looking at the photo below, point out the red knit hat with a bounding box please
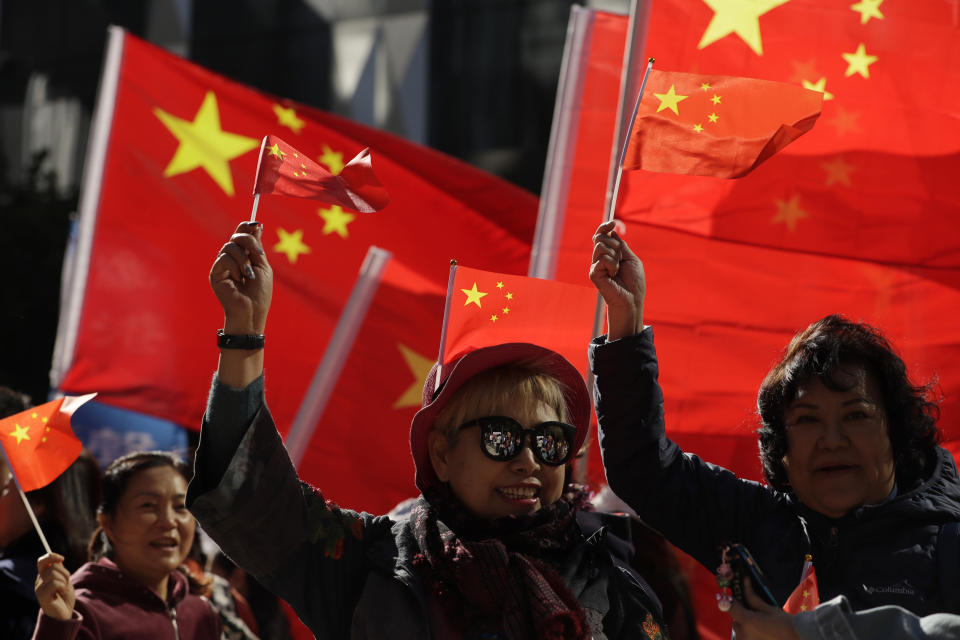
[409,343,591,492]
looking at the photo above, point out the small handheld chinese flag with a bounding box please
[624,69,823,179]
[783,556,820,614]
[439,265,598,379]
[252,135,390,212]
[0,394,94,492]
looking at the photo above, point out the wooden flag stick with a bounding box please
[605,57,655,223]
[0,443,52,554]
[434,260,459,394]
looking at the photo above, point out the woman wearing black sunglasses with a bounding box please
[187,221,670,640]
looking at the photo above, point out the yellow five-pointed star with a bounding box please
[318,205,355,238]
[502,306,511,314]
[708,112,720,123]
[274,228,311,263]
[505,292,513,300]
[273,104,305,133]
[393,344,435,409]
[9,423,30,445]
[496,281,504,289]
[772,194,809,231]
[154,91,259,196]
[711,94,722,105]
[268,143,286,160]
[821,155,854,187]
[802,77,834,100]
[654,85,689,115]
[698,0,791,56]
[701,82,712,91]
[461,282,488,308]
[319,145,345,175]
[490,315,499,323]
[842,43,878,79]
[693,123,704,132]
[850,0,883,24]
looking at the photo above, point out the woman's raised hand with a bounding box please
[589,220,645,341]
[210,221,273,388]
[35,553,75,621]
[209,221,273,336]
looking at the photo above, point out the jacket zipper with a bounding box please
[169,604,180,640]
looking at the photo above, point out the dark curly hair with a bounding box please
[757,314,940,493]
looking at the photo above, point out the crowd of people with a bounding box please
[1,219,958,639]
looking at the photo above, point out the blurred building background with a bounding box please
[0,0,628,407]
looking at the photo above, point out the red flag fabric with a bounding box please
[297,257,445,513]
[0,395,93,492]
[783,558,820,615]
[544,4,960,639]
[54,28,537,441]
[624,69,822,178]
[252,135,389,212]
[441,265,598,380]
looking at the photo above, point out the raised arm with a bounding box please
[209,220,273,388]
[588,219,645,341]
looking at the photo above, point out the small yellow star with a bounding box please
[273,104,305,133]
[505,292,513,300]
[9,424,30,445]
[268,143,285,160]
[490,315,499,323]
[41,416,47,423]
[802,77,834,101]
[318,205,355,238]
[708,112,719,123]
[653,85,689,115]
[850,0,883,24]
[701,82,712,91]
[300,163,306,170]
[461,282,488,308]
[842,43,878,79]
[821,155,854,187]
[319,144,345,175]
[802,590,810,598]
[273,228,311,264]
[496,281,504,289]
[502,307,511,314]
[800,604,808,611]
[829,107,861,136]
[711,94,722,105]
[154,91,259,196]
[31,412,38,419]
[393,344,435,409]
[772,194,809,232]
[693,123,704,132]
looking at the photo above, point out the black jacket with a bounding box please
[591,329,960,616]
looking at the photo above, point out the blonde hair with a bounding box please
[433,360,571,443]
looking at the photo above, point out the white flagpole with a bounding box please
[0,443,52,554]
[604,57,655,223]
[528,5,595,279]
[249,193,261,222]
[250,135,269,222]
[284,246,393,466]
[50,25,125,391]
[434,261,458,394]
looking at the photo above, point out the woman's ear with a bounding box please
[428,431,451,482]
[97,512,113,540]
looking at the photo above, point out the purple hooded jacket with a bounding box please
[32,557,220,640]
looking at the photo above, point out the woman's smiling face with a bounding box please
[782,364,896,519]
[429,398,566,520]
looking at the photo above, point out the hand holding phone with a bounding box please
[715,543,778,611]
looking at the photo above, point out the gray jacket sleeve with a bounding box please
[186,374,393,638]
[794,596,960,640]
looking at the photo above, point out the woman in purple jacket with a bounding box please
[32,452,220,640]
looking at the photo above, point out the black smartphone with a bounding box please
[722,543,778,608]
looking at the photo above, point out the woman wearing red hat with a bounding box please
[187,221,669,639]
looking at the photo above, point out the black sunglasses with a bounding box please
[458,416,577,466]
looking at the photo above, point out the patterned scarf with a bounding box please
[410,483,593,640]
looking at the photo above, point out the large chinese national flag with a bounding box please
[296,256,445,513]
[54,28,537,437]
[545,3,960,639]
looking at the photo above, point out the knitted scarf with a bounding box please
[410,483,593,640]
